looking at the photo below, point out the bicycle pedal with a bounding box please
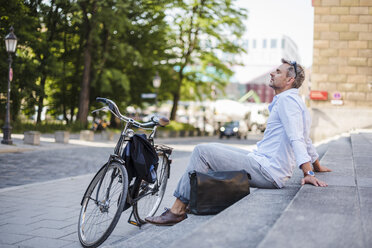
[128,220,141,227]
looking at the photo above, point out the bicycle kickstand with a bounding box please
[128,209,142,228]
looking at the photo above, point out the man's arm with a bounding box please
[300,162,328,187]
[277,96,329,187]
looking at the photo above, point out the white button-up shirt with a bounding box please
[248,88,318,188]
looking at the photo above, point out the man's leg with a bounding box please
[173,143,277,206]
[146,143,277,225]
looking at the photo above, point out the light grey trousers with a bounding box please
[173,143,278,204]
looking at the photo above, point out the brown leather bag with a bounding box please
[189,170,251,215]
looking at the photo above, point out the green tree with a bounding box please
[2,0,247,128]
[74,0,173,126]
[49,0,82,123]
[0,0,40,123]
[166,0,247,120]
[34,0,66,123]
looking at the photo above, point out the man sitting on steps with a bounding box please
[146,58,332,226]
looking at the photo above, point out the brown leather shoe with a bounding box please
[145,208,187,226]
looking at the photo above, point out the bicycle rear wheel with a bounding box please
[78,162,128,248]
[133,153,170,224]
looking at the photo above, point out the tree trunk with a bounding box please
[170,71,184,120]
[77,1,97,126]
[71,31,84,123]
[70,104,75,123]
[36,76,46,124]
[77,41,92,125]
[170,91,180,121]
[109,114,120,129]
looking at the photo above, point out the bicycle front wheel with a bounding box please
[133,153,170,224]
[78,162,128,248]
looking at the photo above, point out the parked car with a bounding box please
[219,121,248,139]
[246,104,269,133]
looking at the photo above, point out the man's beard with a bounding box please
[269,81,279,90]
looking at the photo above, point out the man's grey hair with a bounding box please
[281,58,305,89]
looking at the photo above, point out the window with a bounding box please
[243,40,249,50]
[253,39,256,49]
[271,39,277,48]
[281,39,285,49]
[262,39,267,48]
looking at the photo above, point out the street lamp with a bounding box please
[153,73,161,111]
[2,26,17,145]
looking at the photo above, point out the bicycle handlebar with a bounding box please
[95,97,169,129]
[96,97,107,103]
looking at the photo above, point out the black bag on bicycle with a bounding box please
[127,134,159,183]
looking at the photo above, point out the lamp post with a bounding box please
[2,27,17,145]
[152,73,161,112]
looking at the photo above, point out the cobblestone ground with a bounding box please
[0,147,195,189]
[0,146,112,188]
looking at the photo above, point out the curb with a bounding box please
[0,173,95,193]
[0,147,35,154]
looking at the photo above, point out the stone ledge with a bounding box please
[24,131,41,145]
[80,130,94,141]
[54,131,69,144]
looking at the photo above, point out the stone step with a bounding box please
[105,210,214,248]
[351,132,372,187]
[351,132,372,246]
[315,136,355,187]
[105,138,334,248]
[170,185,300,248]
[106,179,301,248]
[134,169,303,248]
[257,134,371,248]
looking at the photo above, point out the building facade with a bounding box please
[311,0,372,141]
[245,72,275,103]
[231,34,301,84]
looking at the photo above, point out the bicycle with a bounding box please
[78,97,173,248]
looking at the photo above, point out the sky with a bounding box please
[236,0,315,67]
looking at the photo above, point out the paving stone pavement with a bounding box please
[0,174,96,247]
[0,146,112,188]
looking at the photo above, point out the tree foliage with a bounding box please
[0,0,246,126]
[166,0,247,120]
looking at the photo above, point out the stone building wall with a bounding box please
[311,0,372,142]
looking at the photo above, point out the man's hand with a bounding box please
[312,160,332,172]
[301,175,328,187]
[314,165,332,172]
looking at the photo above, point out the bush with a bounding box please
[162,121,195,131]
[7,121,87,134]
[0,120,195,134]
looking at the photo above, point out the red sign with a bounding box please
[310,91,328,100]
[9,68,13,82]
